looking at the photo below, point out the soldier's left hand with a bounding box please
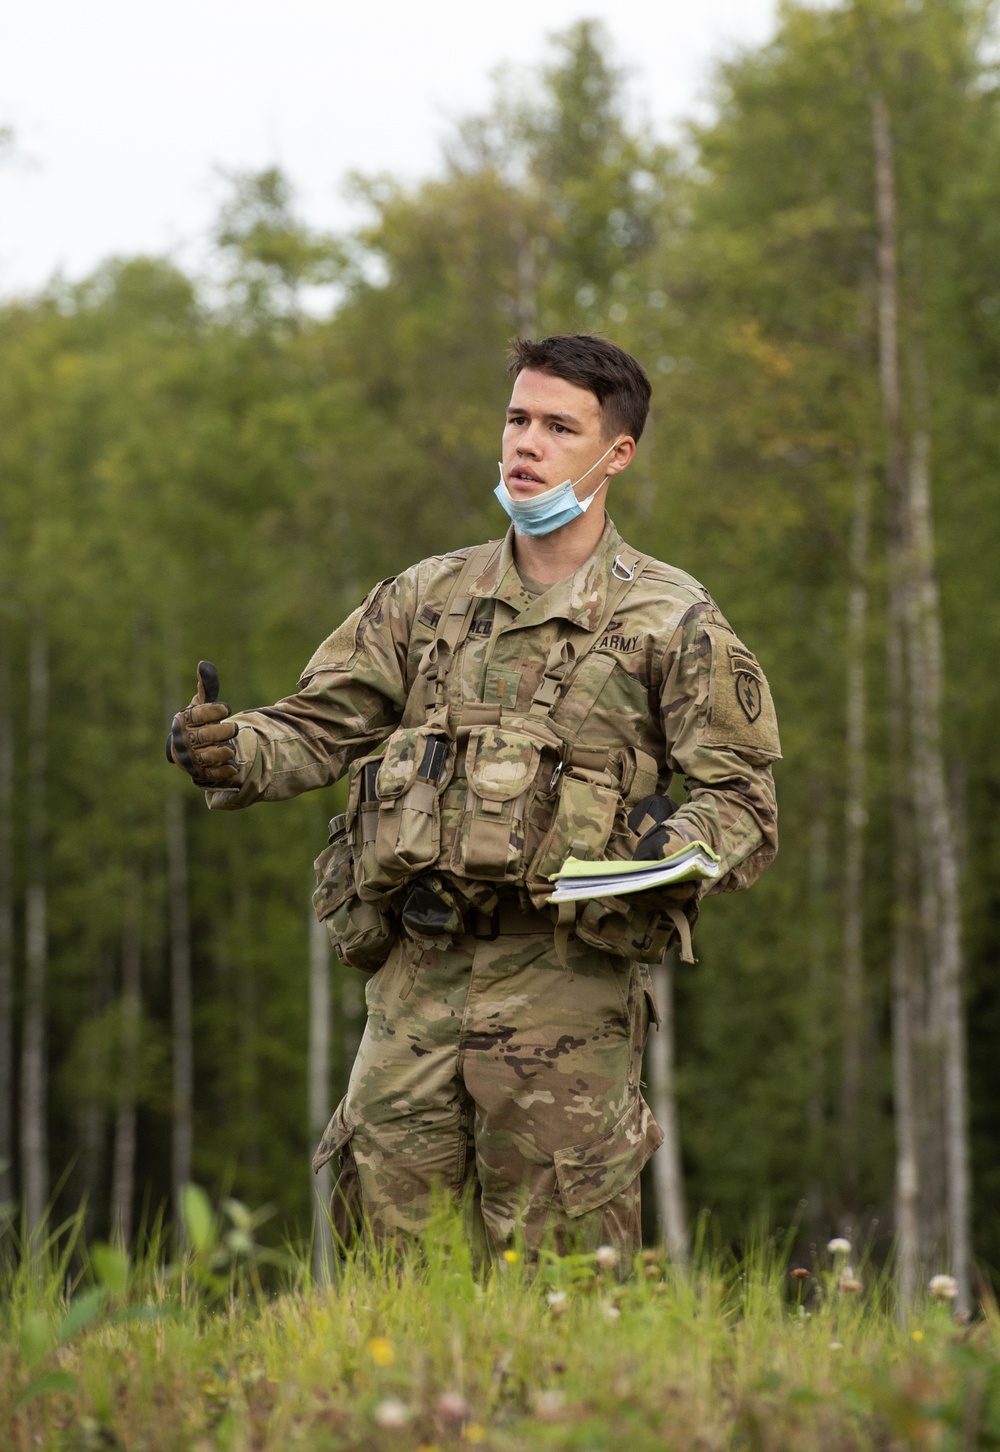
[167,661,239,787]
[628,793,679,860]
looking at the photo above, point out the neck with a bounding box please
[511,484,610,585]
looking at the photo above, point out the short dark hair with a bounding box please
[507,334,652,442]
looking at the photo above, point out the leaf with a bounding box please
[182,1183,217,1254]
[91,1241,130,1297]
[222,1197,253,1232]
[14,1369,77,1408]
[59,1287,108,1342]
[19,1311,55,1369]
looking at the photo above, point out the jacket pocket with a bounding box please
[555,1095,663,1218]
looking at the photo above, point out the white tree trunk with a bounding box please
[309,910,333,1281]
[907,430,971,1313]
[166,793,193,1239]
[647,953,687,1263]
[110,867,142,1248]
[840,466,869,1200]
[872,93,922,1312]
[20,616,48,1234]
[0,640,13,1210]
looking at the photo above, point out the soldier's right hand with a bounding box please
[166,661,239,787]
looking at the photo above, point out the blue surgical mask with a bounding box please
[494,439,622,537]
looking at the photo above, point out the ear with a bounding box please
[605,437,636,477]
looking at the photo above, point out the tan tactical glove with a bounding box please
[166,661,238,787]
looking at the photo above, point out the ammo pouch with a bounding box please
[352,726,454,901]
[453,723,547,881]
[312,812,395,973]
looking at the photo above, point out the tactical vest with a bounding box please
[313,540,695,971]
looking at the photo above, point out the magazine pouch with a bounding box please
[454,725,543,880]
[527,770,620,898]
[312,812,394,973]
[355,725,455,899]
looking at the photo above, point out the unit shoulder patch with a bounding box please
[700,623,781,758]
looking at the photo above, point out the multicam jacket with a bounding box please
[208,518,779,941]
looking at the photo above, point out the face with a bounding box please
[501,369,633,500]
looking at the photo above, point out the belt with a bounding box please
[468,898,553,939]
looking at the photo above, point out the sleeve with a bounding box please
[656,602,780,894]
[204,573,411,811]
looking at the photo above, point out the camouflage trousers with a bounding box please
[312,915,664,1267]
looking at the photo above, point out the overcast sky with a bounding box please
[0,0,777,298]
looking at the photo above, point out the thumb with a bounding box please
[196,660,220,705]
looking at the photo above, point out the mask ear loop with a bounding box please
[569,437,623,501]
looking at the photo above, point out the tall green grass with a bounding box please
[2,1192,997,1450]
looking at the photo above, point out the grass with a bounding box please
[2,1194,999,1450]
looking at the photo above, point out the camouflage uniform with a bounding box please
[207,517,780,1263]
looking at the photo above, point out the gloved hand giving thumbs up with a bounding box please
[166,661,239,787]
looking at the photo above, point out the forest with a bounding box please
[2,0,999,1314]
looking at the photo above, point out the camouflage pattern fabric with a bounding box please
[311,920,663,1265]
[203,515,780,1254]
[207,516,779,897]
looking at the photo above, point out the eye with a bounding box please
[551,422,570,434]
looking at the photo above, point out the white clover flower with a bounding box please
[595,1244,619,1269]
[827,1237,851,1256]
[546,1290,568,1308]
[434,1390,471,1424]
[374,1398,411,1430]
[533,1388,567,1421]
[602,1301,621,1320]
[929,1274,959,1300]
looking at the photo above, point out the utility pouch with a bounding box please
[312,812,395,973]
[359,725,454,897]
[573,893,700,965]
[528,770,620,892]
[454,726,542,880]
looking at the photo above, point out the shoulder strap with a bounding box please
[528,545,653,717]
[408,541,502,726]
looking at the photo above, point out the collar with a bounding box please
[467,515,628,631]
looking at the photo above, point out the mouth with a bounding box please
[508,465,546,491]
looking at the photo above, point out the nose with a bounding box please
[515,422,543,457]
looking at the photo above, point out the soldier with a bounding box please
[168,333,779,1266]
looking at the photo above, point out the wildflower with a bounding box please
[533,1388,567,1421]
[929,1274,958,1300]
[829,1340,843,1351]
[602,1301,621,1320]
[374,1398,411,1430]
[595,1244,618,1270]
[911,1329,924,1343]
[546,1289,568,1317]
[463,1426,487,1444]
[368,1336,395,1367]
[790,1267,810,1281]
[827,1237,851,1256]
[434,1390,471,1425]
[502,1249,519,1265]
[838,1268,863,1294]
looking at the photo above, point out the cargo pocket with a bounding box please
[455,726,540,880]
[554,1095,663,1218]
[312,1098,362,1251]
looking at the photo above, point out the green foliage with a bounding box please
[2,0,1000,1275]
[0,1200,993,1448]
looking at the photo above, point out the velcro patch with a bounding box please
[701,624,781,758]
